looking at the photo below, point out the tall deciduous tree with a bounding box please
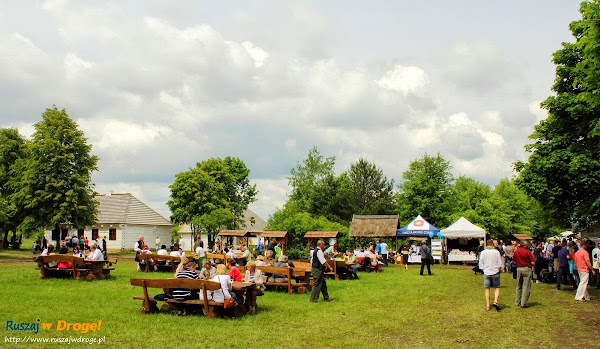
[396,153,454,227]
[515,0,600,231]
[167,157,257,248]
[12,107,99,246]
[0,128,27,243]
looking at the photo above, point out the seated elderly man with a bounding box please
[240,246,251,266]
[87,244,104,261]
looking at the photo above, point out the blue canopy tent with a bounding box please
[396,215,442,238]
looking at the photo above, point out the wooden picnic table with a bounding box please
[83,260,109,280]
[231,281,253,316]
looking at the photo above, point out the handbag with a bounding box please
[217,275,236,309]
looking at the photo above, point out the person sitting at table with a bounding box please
[57,247,73,269]
[226,258,242,282]
[195,243,205,264]
[345,250,359,279]
[240,246,251,266]
[169,246,181,258]
[264,250,276,266]
[72,246,83,258]
[223,243,230,253]
[200,259,216,280]
[244,261,265,315]
[173,258,200,316]
[40,244,54,257]
[268,256,290,283]
[211,264,235,319]
[179,247,186,257]
[255,255,266,266]
[87,244,104,261]
[366,247,380,273]
[335,253,345,261]
[174,255,188,276]
[157,245,169,256]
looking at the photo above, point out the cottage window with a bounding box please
[109,228,116,241]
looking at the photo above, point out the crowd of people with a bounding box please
[36,235,106,269]
[478,237,599,311]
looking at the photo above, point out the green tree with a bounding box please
[515,0,600,231]
[288,146,335,211]
[396,153,454,227]
[0,128,27,244]
[167,157,257,248]
[346,158,395,216]
[306,173,353,224]
[12,106,99,246]
[266,211,349,251]
[448,176,492,222]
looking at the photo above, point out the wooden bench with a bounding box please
[206,253,229,264]
[137,254,181,272]
[130,278,224,318]
[325,260,352,280]
[34,255,90,280]
[256,266,308,294]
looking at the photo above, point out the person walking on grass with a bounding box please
[420,241,432,276]
[513,240,534,308]
[310,240,334,303]
[573,240,596,302]
[479,240,503,311]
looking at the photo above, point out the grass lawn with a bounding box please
[0,257,598,348]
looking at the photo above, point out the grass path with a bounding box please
[1,260,598,348]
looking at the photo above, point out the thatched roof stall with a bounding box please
[349,215,399,238]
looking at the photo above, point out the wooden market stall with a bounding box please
[304,231,340,249]
[349,215,399,249]
[217,230,253,249]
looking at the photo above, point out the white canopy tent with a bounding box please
[441,217,486,264]
[441,217,486,240]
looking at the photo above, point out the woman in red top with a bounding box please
[227,259,242,282]
[57,247,72,269]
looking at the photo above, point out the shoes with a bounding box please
[324,297,334,302]
[492,303,501,311]
[521,305,529,309]
[556,286,561,290]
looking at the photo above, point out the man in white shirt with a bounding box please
[157,245,169,256]
[479,240,503,311]
[87,244,104,261]
[379,240,389,267]
[310,240,334,303]
[179,238,185,252]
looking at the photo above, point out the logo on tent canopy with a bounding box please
[414,220,424,227]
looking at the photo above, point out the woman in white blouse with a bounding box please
[243,261,265,315]
[211,264,234,318]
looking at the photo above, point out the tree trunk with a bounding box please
[55,223,60,248]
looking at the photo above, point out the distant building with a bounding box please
[44,193,173,250]
[178,208,267,251]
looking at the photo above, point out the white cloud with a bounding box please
[375,65,430,96]
[0,2,557,218]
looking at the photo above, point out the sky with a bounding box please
[0,0,584,221]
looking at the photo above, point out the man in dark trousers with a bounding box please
[310,240,334,303]
[420,241,432,275]
[514,240,535,308]
[102,236,107,258]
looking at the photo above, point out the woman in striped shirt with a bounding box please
[173,259,200,316]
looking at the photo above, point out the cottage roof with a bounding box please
[95,193,172,226]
